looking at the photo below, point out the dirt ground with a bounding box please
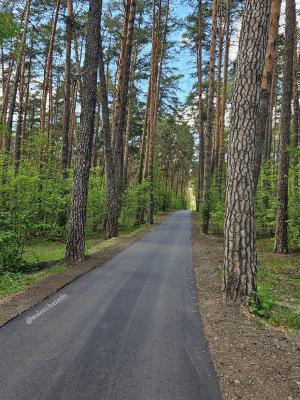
[192,211,300,400]
[0,213,169,327]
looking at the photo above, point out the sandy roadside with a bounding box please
[192,211,300,400]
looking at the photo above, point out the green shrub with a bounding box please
[0,231,27,275]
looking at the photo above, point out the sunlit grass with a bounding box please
[0,264,66,298]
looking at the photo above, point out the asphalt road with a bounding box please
[0,211,223,400]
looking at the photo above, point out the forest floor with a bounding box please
[0,212,170,327]
[192,212,300,400]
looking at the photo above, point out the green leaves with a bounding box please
[0,12,19,44]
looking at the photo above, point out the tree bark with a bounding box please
[14,51,26,175]
[213,7,224,177]
[66,0,101,260]
[217,0,231,194]
[224,0,271,303]
[113,0,137,188]
[202,0,218,233]
[148,0,169,224]
[5,0,31,145]
[61,0,73,177]
[293,50,299,193]
[102,0,136,238]
[274,0,296,254]
[40,0,61,132]
[255,0,282,189]
[98,13,118,240]
[196,0,204,212]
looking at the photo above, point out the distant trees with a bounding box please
[1,0,299,276]
[274,0,296,254]
[0,0,192,264]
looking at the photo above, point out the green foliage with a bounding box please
[86,172,106,235]
[250,239,300,330]
[0,231,27,275]
[0,12,19,44]
[0,264,66,298]
[249,284,274,318]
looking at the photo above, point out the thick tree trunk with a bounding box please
[224,0,271,303]
[202,0,218,234]
[274,0,296,254]
[66,0,101,260]
[61,0,73,177]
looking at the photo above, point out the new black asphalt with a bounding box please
[0,211,223,400]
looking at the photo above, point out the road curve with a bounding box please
[0,211,223,400]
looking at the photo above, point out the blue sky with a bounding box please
[171,2,195,102]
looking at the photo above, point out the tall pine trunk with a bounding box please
[104,0,136,238]
[217,0,231,194]
[202,0,218,234]
[196,0,204,212]
[40,0,61,132]
[255,0,282,188]
[224,0,271,303]
[66,0,101,260]
[61,0,73,177]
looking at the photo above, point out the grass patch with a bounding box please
[23,214,165,264]
[1,213,166,300]
[254,238,300,331]
[23,237,106,264]
[0,264,66,298]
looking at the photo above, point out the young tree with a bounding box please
[223,0,271,303]
[274,0,296,254]
[66,0,101,260]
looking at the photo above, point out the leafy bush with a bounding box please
[0,231,27,275]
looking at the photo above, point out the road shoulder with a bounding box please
[192,211,300,400]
